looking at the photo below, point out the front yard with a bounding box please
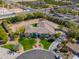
[40,40,52,49]
[19,37,36,50]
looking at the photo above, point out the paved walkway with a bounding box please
[33,38,43,49]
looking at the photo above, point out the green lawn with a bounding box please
[40,40,52,49]
[19,37,36,50]
[1,44,16,51]
[0,25,8,44]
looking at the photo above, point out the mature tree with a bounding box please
[54,32,61,39]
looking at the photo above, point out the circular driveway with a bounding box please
[16,50,55,59]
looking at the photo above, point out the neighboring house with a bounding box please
[67,42,79,56]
